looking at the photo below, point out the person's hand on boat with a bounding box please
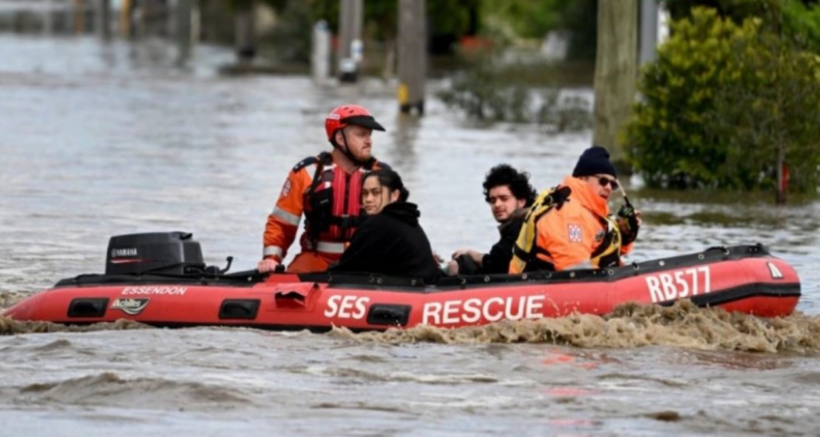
[451,249,483,264]
[445,259,459,276]
[257,258,280,273]
[432,251,444,264]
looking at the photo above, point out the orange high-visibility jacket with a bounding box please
[262,153,387,262]
[510,175,633,273]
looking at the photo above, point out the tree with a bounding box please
[706,22,820,202]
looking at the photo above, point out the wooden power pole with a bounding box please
[72,0,86,34]
[120,0,132,37]
[235,2,256,64]
[43,0,54,35]
[593,0,638,167]
[96,0,111,40]
[176,0,194,63]
[398,0,426,115]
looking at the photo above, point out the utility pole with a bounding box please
[43,0,54,35]
[120,0,132,37]
[639,0,658,65]
[72,0,86,34]
[96,0,111,40]
[338,0,363,83]
[592,0,638,168]
[176,0,194,63]
[397,0,426,115]
[235,2,256,64]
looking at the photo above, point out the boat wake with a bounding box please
[334,300,820,354]
[0,316,151,335]
[0,291,26,311]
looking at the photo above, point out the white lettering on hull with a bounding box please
[646,267,711,303]
[121,286,188,296]
[324,295,370,319]
[422,295,546,326]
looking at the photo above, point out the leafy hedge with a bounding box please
[625,7,820,193]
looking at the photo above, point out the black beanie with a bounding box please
[572,146,617,178]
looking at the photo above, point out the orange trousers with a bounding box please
[286,252,339,274]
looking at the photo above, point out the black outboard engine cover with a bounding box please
[106,232,204,276]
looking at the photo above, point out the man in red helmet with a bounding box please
[258,105,389,274]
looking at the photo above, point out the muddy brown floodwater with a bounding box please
[1,34,819,436]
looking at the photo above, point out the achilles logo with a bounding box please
[110,298,150,315]
[767,262,784,279]
[111,248,138,258]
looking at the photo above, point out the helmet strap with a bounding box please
[335,129,364,167]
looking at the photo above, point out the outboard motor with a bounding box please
[105,232,205,276]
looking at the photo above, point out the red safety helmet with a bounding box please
[325,105,386,144]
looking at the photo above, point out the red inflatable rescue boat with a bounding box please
[4,233,801,330]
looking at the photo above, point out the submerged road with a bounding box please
[0,34,819,436]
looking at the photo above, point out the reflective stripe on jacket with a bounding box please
[262,153,385,262]
[509,175,632,273]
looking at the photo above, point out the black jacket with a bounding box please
[482,212,525,274]
[330,202,440,283]
[456,209,525,275]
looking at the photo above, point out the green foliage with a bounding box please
[626,7,820,193]
[707,31,820,193]
[537,90,594,133]
[664,0,778,22]
[665,0,820,53]
[480,0,565,39]
[437,59,591,131]
[265,1,314,63]
[437,61,533,123]
[782,0,820,51]
[480,0,597,59]
[430,0,482,38]
[225,0,597,59]
[558,0,598,60]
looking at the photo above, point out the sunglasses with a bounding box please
[597,177,619,190]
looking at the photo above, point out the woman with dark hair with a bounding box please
[330,169,440,283]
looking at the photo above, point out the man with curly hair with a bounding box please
[446,164,536,276]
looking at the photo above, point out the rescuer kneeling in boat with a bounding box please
[445,164,536,276]
[330,169,440,283]
[509,146,642,273]
[258,105,390,274]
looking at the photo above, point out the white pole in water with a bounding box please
[312,20,331,83]
[639,0,658,65]
[658,4,670,46]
